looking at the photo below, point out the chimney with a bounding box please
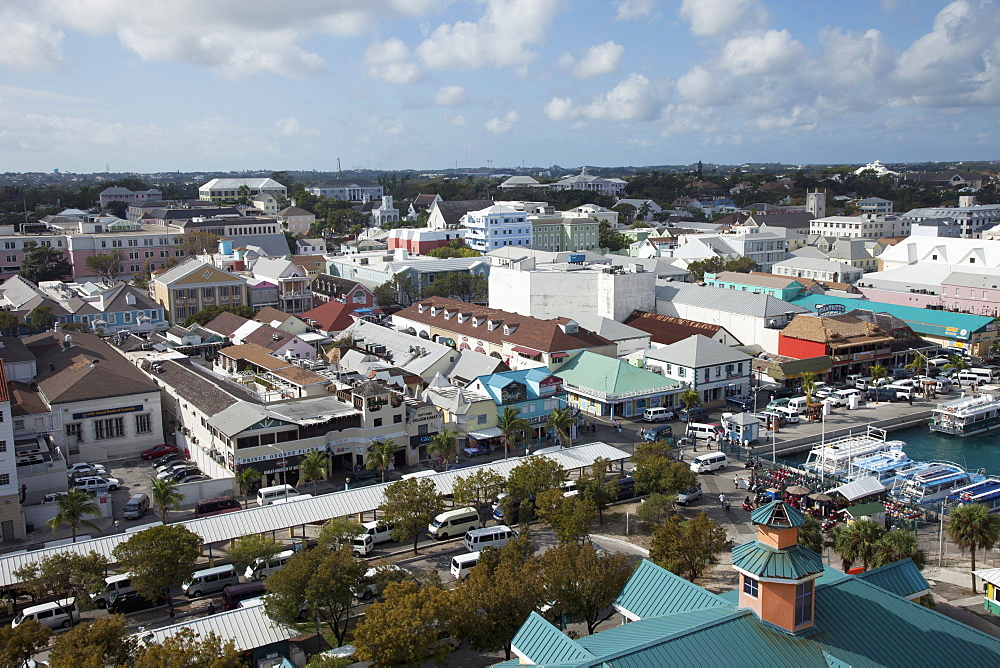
[90,359,99,367]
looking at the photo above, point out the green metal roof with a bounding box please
[751,500,807,528]
[855,559,929,599]
[732,541,825,580]
[555,350,680,397]
[614,559,728,620]
[510,612,595,665]
[789,294,993,339]
[846,502,885,518]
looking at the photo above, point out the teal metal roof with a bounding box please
[789,294,993,338]
[556,350,680,397]
[732,541,824,580]
[855,559,929,599]
[614,560,728,620]
[510,612,595,665]
[846,502,885,518]
[751,500,806,528]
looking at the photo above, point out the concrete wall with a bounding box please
[655,300,782,353]
[175,477,237,509]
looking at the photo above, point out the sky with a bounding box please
[1,0,999,173]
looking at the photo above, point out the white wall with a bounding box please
[655,300,781,353]
[55,391,163,463]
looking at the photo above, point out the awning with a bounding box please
[467,427,502,440]
[829,476,885,501]
[511,346,540,356]
[550,352,568,359]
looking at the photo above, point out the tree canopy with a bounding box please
[112,525,202,614]
[13,551,109,627]
[184,304,255,327]
[0,619,51,668]
[631,441,695,496]
[84,250,125,284]
[380,477,443,553]
[353,579,455,667]
[539,541,636,635]
[421,271,488,302]
[506,456,566,502]
[18,243,72,284]
[48,614,137,668]
[650,511,728,581]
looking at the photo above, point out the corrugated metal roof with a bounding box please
[732,541,824,580]
[856,559,929,599]
[750,501,807,528]
[556,351,680,396]
[829,476,885,501]
[974,567,1000,587]
[146,600,295,651]
[511,612,595,664]
[0,443,627,587]
[655,283,810,318]
[614,559,728,620]
[790,293,994,336]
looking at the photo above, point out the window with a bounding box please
[477,414,488,425]
[0,440,5,452]
[678,367,686,378]
[202,287,214,299]
[0,474,8,486]
[128,239,138,247]
[795,581,814,625]
[66,423,82,442]
[373,418,382,427]
[13,420,23,430]
[393,414,402,424]
[135,413,152,434]
[95,417,125,440]
[123,312,131,323]
[145,251,154,258]
[219,285,229,297]
[418,424,429,435]
[743,575,759,598]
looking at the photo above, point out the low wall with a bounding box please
[756,410,933,458]
[175,478,237,508]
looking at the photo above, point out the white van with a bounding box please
[92,574,132,609]
[885,383,914,400]
[122,493,150,520]
[270,493,312,505]
[12,599,76,629]
[352,533,375,557]
[450,552,480,580]
[464,525,517,553]
[256,484,301,506]
[771,407,800,424]
[244,549,295,581]
[428,507,481,540]
[845,374,870,389]
[686,423,725,441]
[959,368,995,384]
[690,452,728,474]
[360,521,395,545]
[182,564,239,598]
[788,396,809,412]
[642,407,674,422]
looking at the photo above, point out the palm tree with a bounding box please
[797,515,825,554]
[151,477,184,524]
[947,503,1000,592]
[833,517,885,572]
[298,450,328,494]
[234,467,261,509]
[872,529,927,570]
[498,406,530,459]
[800,371,818,405]
[546,406,576,449]
[46,489,101,543]
[903,355,926,375]
[427,428,457,470]
[943,354,972,387]
[868,364,888,403]
[366,439,397,483]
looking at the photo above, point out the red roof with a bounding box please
[302,301,360,333]
[0,361,9,402]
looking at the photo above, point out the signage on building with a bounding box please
[816,304,846,317]
[854,350,875,361]
[525,415,548,426]
[409,432,438,448]
[538,375,563,396]
[72,405,144,420]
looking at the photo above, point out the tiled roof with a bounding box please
[203,311,251,338]
[276,205,314,217]
[9,381,46,415]
[556,351,680,396]
[243,324,299,351]
[624,311,723,345]
[252,307,295,325]
[301,301,358,333]
[218,343,288,370]
[149,358,250,416]
[0,337,36,364]
[393,297,614,353]
[732,541,824,579]
[709,271,803,290]
[430,199,494,226]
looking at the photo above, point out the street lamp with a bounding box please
[263,444,289,501]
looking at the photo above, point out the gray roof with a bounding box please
[444,350,509,386]
[772,257,858,272]
[655,283,809,318]
[147,601,296,652]
[386,256,490,275]
[561,312,650,343]
[231,233,290,257]
[432,200,495,226]
[646,334,751,368]
[152,359,251,416]
[342,320,455,377]
[942,271,1000,289]
[0,275,46,309]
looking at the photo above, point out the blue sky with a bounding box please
[1,0,998,173]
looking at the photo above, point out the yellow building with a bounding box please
[151,259,248,323]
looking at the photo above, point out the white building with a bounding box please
[901,197,1000,239]
[306,179,383,202]
[0,362,20,540]
[771,257,864,284]
[462,204,531,254]
[643,335,752,405]
[551,167,627,196]
[809,214,910,239]
[277,206,317,235]
[856,197,893,215]
[199,178,287,203]
[250,257,312,315]
[369,196,400,228]
[251,193,280,215]
[806,189,826,218]
[99,187,163,208]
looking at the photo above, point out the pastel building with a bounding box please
[467,367,567,445]
[556,350,681,419]
[462,204,531,253]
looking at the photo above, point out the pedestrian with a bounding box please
[724,499,731,512]
[592,420,596,433]
[908,393,913,406]
[734,474,740,489]
[169,609,175,624]
[207,602,215,615]
[719,493,726,508]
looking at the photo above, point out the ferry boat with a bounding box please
[947,477,1000,512]
[929,393,1000,437]
[845,448,984,505]
[803,427,898,477]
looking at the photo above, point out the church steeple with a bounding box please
[733,501,823,634]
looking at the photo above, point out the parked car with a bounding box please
[157,453,187,466]
[768,386,799,400]
[67,463,106,478]
[175,473,210,484]
[725,395,755,412]
[72,475,120,492]
[756,411,787,428]
[169,467,201,482]
[827,388,863,407]
[140,445,179,460]
[107,590,167,615]
[676,484,702,506]
[156,461,194,478]
[678,407,709,422]
[41,492,65,505]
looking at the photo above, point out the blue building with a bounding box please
[468,367,567,445]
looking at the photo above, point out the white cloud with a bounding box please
[675,65,732,106]
[448,114,467,126]
[415,0,561,71]
[0,4,64,71]
[819,27,895,87]
[616,0,655,21]
[749,106,818,132]
[544,73,670,122]
[365,38,422,84]
[721,30,807,76]
[679,0,767,37]
[275,116,318,137]
[434,85,468,106]
[485,110,520,134]
[568,41,624,78]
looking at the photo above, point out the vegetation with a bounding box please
[943,355,972,386]
[539,542,636,635]
[48,615,136,667]
[686,256,759,281]
[427,427,458,470]
[183,304,255,327]
[427,239,480,258]
[28,305,55,332]
[317,517,366,549]
[298,449,328,494]
[506,456,566,503]
[0,619,51,667]
[947,503,1000,592]
[365,438,398,483]
[135,627,242,667]
[631,440,696,496]
[234,467,261,508]
[421,271,488,302]
[84,250,125,284]
[545,406,576,448]
[832,518,885,572]
[13,551,109,628]
[535,488,595,544]
[380,477,443,553]
[635,492,675,527]
[598,220,630,251]
[151,477,184,524]
[353,579,455,667]
[497,406,531,459]
[650,512,728,581]
[227,535,283,575]
[872,529,927,570]
[112,524,202,615]
[797,516,825,554]
[0,310,18,336]
[18,243,72,284]
[679,388,701,431]
[867,365,887,401]
[45,488,101,542]
[800,371,819,405]
[452,469,505,524]
[576,457,618,523]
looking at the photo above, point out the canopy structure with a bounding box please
[829,476,886,501]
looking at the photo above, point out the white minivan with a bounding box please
[690,453,728,473]
[182,564,239,599]
[642,407,675,422]
[92,574,132,608]
[686,423,726,441]
[428,507,481,540]
[12,599,76,629]
[360,521,395,545]
[244,549,295,581]
[256,484,301,506]
[464,525,517,553]
[451,552,480,580]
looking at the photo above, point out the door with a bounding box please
[1,520,13,541]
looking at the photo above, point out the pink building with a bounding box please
[387,228,466,255]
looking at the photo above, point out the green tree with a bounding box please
[545,406,575,448]
[631,440,696,496]
[576,457,618,524]
[613,202,637,226]
[0,310,19,336]
[427,240,480,258]
[650,512,728,581]
[112,524,202,616]
[427,427,457,470]
[943,354,972,386]
[13,551,108,628]
[151,477,184,524]
[234,467,261,508]
[797,516,825,554]
[800,371,819,405]
[135,627,242,667]
[318,517,366,549]
[867,365,887,402]
[18,243,72,283]
[422,271,488,302]
[539,542,636,635]
[498,406,531,459]
[635,492,675,527]
[365,438,398,483]
[103,199,129,219]
[84,251,125,284]
[947,503,1000,592]
[264,545,365,646]
[183,304,255,327]
[372,279,399,309]
[679,388,701,436]
[381,478,443,553]
[598,220,630,251]
[0,619,51,668]
[46,488,101,543]
[686,256,725,281]
[506,456,566,503]
[903,355,927,375]
[353,580,455,667]
[48,614,137,667]
[872,529,927,570]
[298,449,328,494]
[724,256,759,273]
[452,469,505,524]
[28,305,55,332]
[227,535,283,575]
[833,517,885,572]
[535,488,595,544]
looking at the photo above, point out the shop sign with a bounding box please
[410,432,437,448]
[73,404,143,420]
[817,304,846,317]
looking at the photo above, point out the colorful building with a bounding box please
[468,367,567,444]
[555,350,681,419]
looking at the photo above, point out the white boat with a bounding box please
[803,427,897,477]
[930,393,1000,437]
[891,462,985,505]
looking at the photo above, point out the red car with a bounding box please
[140,445,179,460]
